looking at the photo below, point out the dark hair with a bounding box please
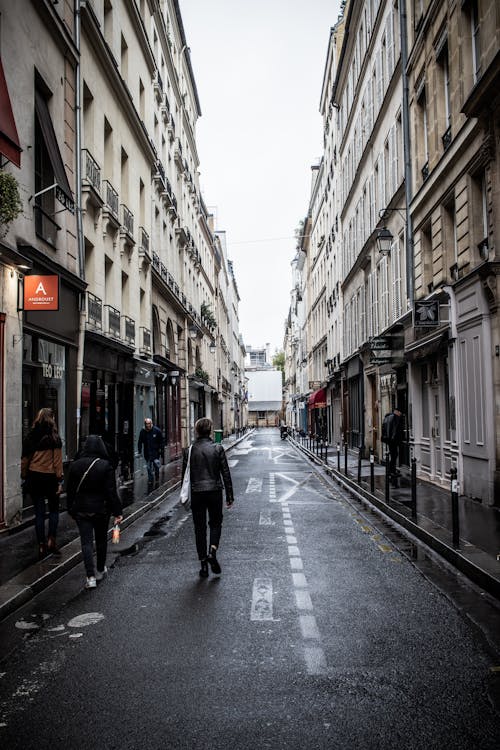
[195,418,212,438]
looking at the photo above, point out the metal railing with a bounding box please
[123,315,135,345]
[87,292,102,329]
[102,180,119,219]
[83,149,101,192]
[105,304,121,339]
[121,203,134,236]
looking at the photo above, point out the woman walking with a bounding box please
[21,408,64,559]
[182,418,234,578]
[66,435,123,589]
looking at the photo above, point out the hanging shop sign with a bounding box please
[370,336,392,350]
[23,275,59,311]
[414,299,439,328]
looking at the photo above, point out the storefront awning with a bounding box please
[308,387,326,409]
[0,57,21,167]
[35,90,74,213]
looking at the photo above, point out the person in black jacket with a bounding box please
[137,418,164,485]
[182,417,234,578]
[382,408,404,477]
[66,435,123,589]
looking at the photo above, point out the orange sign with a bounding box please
[23,275,59,311]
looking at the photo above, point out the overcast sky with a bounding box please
[180,0,341,354]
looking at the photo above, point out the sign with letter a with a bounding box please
[23,275,59,311]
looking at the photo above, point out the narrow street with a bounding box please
[0,429,499,749]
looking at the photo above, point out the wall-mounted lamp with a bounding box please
[209,340,216,354]
[188,324,198,339]
[375,227,393,256]
[170,370,180,386]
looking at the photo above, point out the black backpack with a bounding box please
[381,413,392,443]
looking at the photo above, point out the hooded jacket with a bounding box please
[66,435,122,517]
[182,437,234,502]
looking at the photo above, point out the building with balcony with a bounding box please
[405,0,500,502]
[0,0,245,527]
[0,0,83,526]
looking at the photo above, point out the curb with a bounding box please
[0,431,251,622]
[290,437,500,601]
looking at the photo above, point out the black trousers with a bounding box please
[75,514,110,577]
[191,490,223,560]
[388,440,400,475]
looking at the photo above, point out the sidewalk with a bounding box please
[0,431,248,621]
[292,434,500,600]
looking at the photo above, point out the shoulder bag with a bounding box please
[76,458,100,494]
[180,446,192,511]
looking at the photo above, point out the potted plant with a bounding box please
[0,170,23,234]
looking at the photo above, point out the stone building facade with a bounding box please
[0,0,244,527]
[286,0,500,504]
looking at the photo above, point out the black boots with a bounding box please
[199,559,209,578]
[206,545,221,575]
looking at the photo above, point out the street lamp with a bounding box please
[375,226,393,256]
[188,323,198,339]
[209,339,216,354]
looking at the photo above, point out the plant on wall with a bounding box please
[200,301,217,331]
[194,366,209,384]
[0,170,23,230]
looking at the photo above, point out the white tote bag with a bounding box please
[180,445,192,510]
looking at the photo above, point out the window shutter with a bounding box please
[360,284,366,343]
[391,239,402,320]
[386,10,394,75]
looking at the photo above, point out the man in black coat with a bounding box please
[382,408,404,477]
[137,418,164,484]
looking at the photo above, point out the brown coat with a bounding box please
[21,448,63,481]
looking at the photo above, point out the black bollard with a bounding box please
[451,466,460,548]
[344,442,348,475]
[337,443,340,471]
[385,450,390,503]
[357,447,362,483]
[324,440,328,465]
[370,449,375,493]
[411,457,417,520]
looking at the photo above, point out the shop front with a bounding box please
[308,387,327,440]
[82,331,135,481]
[152,354,182,461]
[343,356,364,449]
[21,268,84,510]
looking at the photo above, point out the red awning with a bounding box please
[308,388,326,409]
[0,57,21,167]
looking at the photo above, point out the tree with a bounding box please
[272,351,285,384]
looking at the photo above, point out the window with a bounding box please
[391,237,403,321]
[416,82,429,179]
[120,34,128,82]
[470,169,488,259]
[470,0,481,83]
[443,197,457,278]
[436,38,451,148]
[34,80,74,243]
[104,0,113,46]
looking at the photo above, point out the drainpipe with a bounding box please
[75,0,86,447]
[400,0,414,309]
[443,285,463,487]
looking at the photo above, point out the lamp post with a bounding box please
[375,226,394,256]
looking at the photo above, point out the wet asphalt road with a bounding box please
[1,428,500,749]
